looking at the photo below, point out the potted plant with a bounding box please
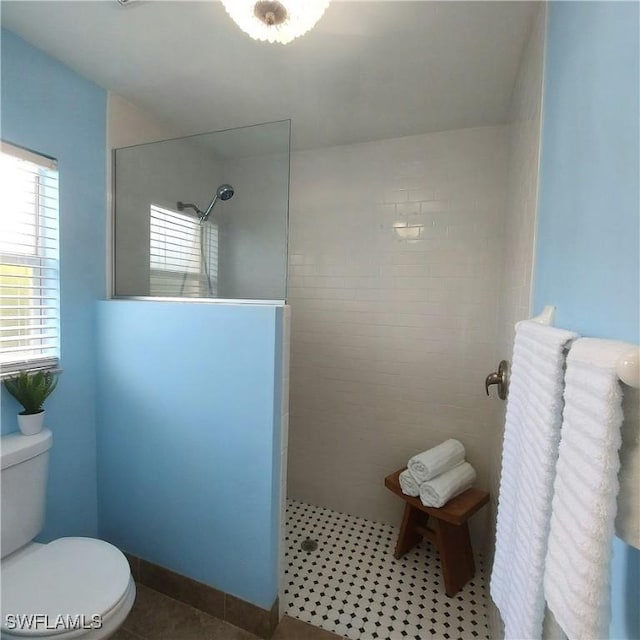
[3,370,58,436]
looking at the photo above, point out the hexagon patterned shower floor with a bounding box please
[284,500,490,640]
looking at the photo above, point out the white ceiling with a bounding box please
[1,1,538,150]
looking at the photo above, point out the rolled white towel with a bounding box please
[408,439,465,484]
[399,469,421,497]
[419,462,476,508]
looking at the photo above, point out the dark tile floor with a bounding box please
[113,584,342,640]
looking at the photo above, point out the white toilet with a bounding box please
[1,429,135,639]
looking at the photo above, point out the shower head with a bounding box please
[216,184,234,201]
[177,183,235,224]
[200,183,234,222]
[200,183,235,222]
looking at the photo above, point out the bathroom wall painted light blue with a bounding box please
[1,30,106,540]
[534,3,639,638]
[96,301,283,610]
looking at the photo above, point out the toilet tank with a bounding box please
[1,429,52,559]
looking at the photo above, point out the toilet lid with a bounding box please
[1,537,131,636]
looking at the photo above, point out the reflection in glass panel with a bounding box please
[114,120,289,300]
[149,205,219,297]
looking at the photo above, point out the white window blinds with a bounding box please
[0,142,60,374]
[149,205,218,297]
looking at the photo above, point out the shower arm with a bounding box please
[176,184,233,224]
[176,201,203,216]
[176,196,218,224]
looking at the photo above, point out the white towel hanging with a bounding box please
[490,319,578,640]
[544,338,634,640]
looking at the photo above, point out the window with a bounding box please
[0,142,60,375]
[149,205,218,297]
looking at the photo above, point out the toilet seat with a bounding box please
[1,538,134,639]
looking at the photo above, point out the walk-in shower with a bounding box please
[113,120,290,300]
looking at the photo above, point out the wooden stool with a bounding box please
[384,468,489,596]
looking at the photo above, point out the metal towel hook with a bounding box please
[486,360,509,400]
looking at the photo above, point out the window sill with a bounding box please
[0,365,63,381]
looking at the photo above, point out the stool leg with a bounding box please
[394,503,424,559]
[435,520,475,596]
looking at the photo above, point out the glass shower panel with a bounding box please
[113,120,290,301]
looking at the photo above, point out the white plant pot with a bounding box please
[17,411,45,436]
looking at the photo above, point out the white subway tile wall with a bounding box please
[287,126,508,544]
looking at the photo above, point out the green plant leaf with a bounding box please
[3,371,58,415]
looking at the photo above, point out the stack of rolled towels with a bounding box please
[399,439,476,508]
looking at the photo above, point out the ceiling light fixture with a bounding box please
[220,0,330,45]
